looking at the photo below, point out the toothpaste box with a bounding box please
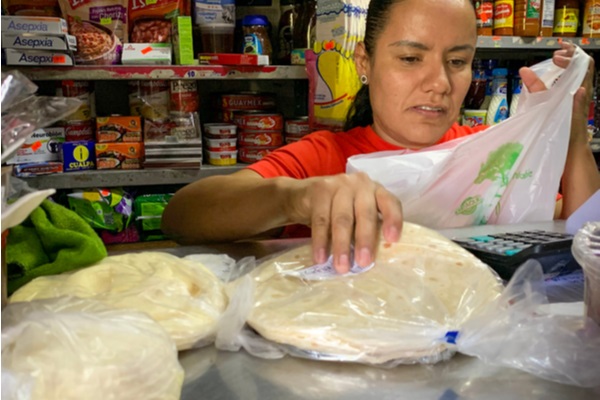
[6,127,65,164]
[121,43,172,65]
[1,16,68,35]
[96,142,144,170]
[2,48,74,66]
[13,162,63,177]
[2,33,77,51]
[62,140,96,172]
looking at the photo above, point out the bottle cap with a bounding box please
[242,15,270,26]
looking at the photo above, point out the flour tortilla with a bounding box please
[243,222,503,365]
[9,252,227,350]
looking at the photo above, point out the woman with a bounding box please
[163,0,600,273]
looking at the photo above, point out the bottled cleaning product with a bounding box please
[510,76,522,117]
[486,68,509,125]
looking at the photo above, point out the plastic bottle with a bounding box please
[509,76,522,117]
[479,59,499,111]
[277,0,296,64]
[514,0,541,36]
[242,15,273,59]
[486,68,509,125]
[583,0,600,38]
[465,66,488,109]
[494,0,515,36]
[553,0,579,37]
[475,1,494,35]
[539,0,556,36]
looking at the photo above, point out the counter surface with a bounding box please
[120,221,599,399]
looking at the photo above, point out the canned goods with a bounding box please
[206,150,238,166]
[170,80,199,113]
[239,146,277,164]
[219,92,276,111]
[285,117,310,136]
[285,136,303,144]
[203,123,237,138]
[63,119,94,142]
[60,80,93,122]
[234,112,284,131]
[205,137,237,151]
[129,80,170,120]
[238,131,283,147]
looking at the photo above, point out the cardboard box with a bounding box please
[7,127,65,164]
[62,141,96,172]
[198,53,269,66]
[2,48,74,66]
[96,142,144,170]
[2,32,77,51]
[172,16,195,65]
[96,116,142,143]
[13,162,63,177]
[1,16,68,35]
[121,43,172,65]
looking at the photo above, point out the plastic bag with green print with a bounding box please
[347,46,590,229]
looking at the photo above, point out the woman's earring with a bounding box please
[360,75,368,85]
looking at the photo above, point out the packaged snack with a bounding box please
[129,0,188,43]
[96,116,142,142]
[2,0,61,17]
[95,142,144,169]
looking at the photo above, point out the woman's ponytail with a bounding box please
[344,85,373,131]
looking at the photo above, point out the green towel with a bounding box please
[6,199,107,295]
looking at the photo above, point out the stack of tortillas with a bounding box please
[241,222,503,364]
[9,252,227,350]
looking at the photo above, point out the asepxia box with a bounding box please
[1,16,68,35]
[62,141,96,172]
[2,33,77,51]
[3,48,74,66]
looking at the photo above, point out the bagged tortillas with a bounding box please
[1,297,183,400]
[237,222,503,365]
[10,252,227,350]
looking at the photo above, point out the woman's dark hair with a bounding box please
[344,0,401,131]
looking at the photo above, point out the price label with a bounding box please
[31,141,42,152]
[100,17,112,25]
[185,70,196,78]
[53,55,66,63]
[146,0,158,4]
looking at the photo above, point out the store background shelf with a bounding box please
[21,166,245,190]
[0,65,308,81]
[476,36,600,50]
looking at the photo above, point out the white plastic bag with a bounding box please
[347,46,590,229]
[1,297,184,400]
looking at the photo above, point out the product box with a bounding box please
[61,140,96,172]
[2,48,74,66]
[1,16,68,35]
[96,116,142,143]
[1,32,76,51]
[13,162,63,177]
[172,16,195,65]
[7,127,65,164]
[121,43,172,65]
[95,142,144,170]
[198,53,269,66]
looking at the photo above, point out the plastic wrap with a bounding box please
[9,252,228,351]
[572,221,600,325]
[1,296,183,400]
[218,222,504,366]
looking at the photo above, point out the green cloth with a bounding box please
[6,199,107,295]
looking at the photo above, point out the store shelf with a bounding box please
[0,65,308,81]
[477,36,600,50]
[20,165,245,190]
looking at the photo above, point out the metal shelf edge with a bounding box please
[19,165,245,190]
[477,36,600,50]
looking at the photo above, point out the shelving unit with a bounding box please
[0,65,308,81]
[476,36,600,50]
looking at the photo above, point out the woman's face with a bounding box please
[356,0,477,148]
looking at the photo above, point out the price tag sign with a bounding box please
[100,17,112,25]
[146,0,158,4]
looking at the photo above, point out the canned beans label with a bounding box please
[238,131,283,147]
[234,113,284,131]
[64,120,94,142]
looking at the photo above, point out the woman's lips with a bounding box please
[411,105,446,117]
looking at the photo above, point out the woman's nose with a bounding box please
[421,62,452,94]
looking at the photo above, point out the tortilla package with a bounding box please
[10,252,228,350]
[221,222,504,365]
[58,0,128,64]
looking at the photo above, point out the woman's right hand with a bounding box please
[284,172,404,273]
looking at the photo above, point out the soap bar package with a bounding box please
[61,140,96,172]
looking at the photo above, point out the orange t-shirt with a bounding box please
[246,123,488,237]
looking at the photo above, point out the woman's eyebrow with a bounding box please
[388,40,475,53]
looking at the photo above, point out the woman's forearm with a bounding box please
[560,141,600,219]
[162,169,298,244]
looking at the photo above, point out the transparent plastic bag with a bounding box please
[347,46,590,229]
[1,296,184,400]
[9,252,228,351]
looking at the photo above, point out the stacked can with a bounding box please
[203,123,238,165]
[284,117,311,144]
[235,112,284,164]
[215,92,277,123]
[59,80,95,142]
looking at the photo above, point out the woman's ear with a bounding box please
[354,42,370,79]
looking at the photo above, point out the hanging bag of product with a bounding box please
[346,46,590,229]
